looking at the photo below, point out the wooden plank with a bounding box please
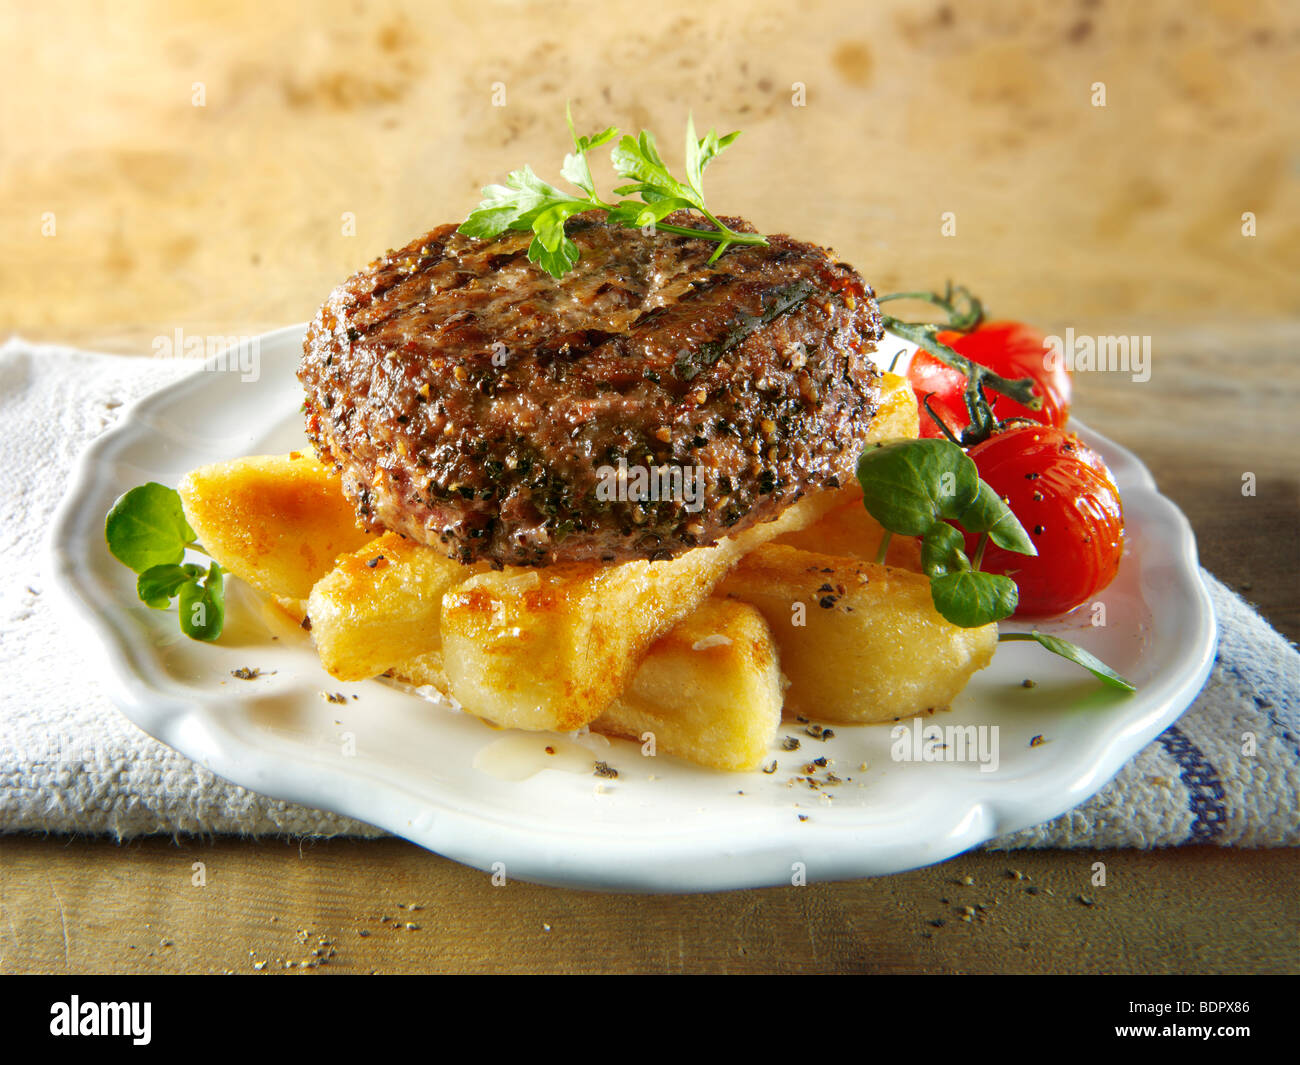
[1,837,1296,974]
[1069,320,1300,641]
[1,0,1297,975]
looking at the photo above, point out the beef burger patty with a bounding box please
[299,211,884,567]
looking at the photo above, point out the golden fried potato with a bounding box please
[776,499,924,571]
[306,532,487,683]
[592,597,781,772]
[392,597,782,772]
[388,650,451,694]
[720,544,996,724]
[866,370,921,445]
[178,453,370,600]
[440,492,840,733]
[774,371,923,566]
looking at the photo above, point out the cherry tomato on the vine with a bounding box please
[903,321,1072,440]
[965,425,1123,617]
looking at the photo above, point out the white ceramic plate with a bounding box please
[47,325,1215,891]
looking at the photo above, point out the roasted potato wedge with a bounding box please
[388,650,452,694]
[866,370,921,445]
[306,532,488,683]
[720,544,997,724]
[592,597,781,772]
[178,452,370,600]
[771,370,923,567]
[776,499,924,571]
[392,597,783,772]
[440,492,840,732]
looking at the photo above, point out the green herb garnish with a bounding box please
[855,438,1133,690]
[997,631,1136,692]
[105,483,225,641]
[104,481,196,572]
[857,438,1031,627]
[878,283,1041,447]
[459,106,768,278]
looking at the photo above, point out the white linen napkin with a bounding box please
[2,338,1297,846]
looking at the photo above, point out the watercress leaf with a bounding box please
[930,571,1018,628]
[105,482,196,574]
[957,479,1037,556]
[137,563,205,609]
[1000,631,1136,691]
[178,563,225,642]
[920,522,970,579]
[855,439,979,537]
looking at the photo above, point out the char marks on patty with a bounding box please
[298,211,884,567]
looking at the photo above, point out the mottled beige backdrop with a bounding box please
[3,1,1300,974]
[1,0,1297,349]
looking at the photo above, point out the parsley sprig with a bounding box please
[856,439,1134,691]
[105,483,224,641]
[459,106,768,278]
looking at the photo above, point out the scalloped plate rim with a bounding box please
[44,325,1217,892]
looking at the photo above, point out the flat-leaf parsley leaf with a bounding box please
[460,107,767,278]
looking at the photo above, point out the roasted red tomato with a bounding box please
[966,425,1123,617]
[904,321,1072,440]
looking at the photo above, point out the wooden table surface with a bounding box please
[1,0,1297,974]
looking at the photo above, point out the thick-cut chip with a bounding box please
[720,544,996,724]
[178,453,371,600]
[773,370,923,566]
[440,492,839,733]
[592,598,781,772]
[775,370,922,566]
[775,499,924,571]
[272,596,308,625]
[388,649,451,694]
[306,532,488,683]
[391,597,783,772]
[865,370,921,444]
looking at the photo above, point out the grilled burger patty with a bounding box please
[299,211,885,567]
